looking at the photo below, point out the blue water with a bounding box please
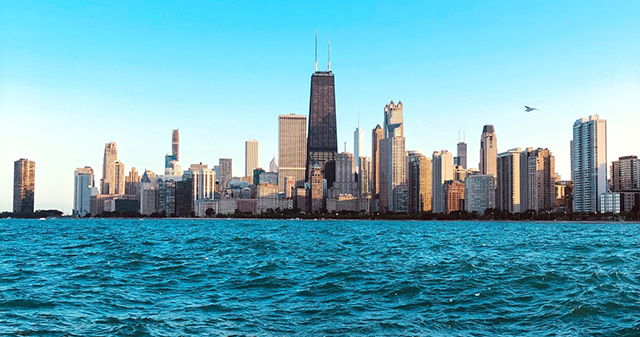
[1,219,640,336]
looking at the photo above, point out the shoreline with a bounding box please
[2,217,638,224]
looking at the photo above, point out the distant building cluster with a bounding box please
[9,60,640,217]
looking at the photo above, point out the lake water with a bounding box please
[1,219,639,336]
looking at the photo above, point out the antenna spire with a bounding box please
[464,131,466,142]
[344,141,346,153]
[315,30,318,72]
[328,38,331,71]
[458,130,461,142]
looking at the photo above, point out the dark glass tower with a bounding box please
[306,70,338,188]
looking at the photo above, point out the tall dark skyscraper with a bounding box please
[455,131,467,169]
[172,129,179,161]
[306,37,337,188]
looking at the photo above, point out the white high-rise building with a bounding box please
[572,115,607,212]
[190,163,216,201]
[245,139,259,182]
[383,101,404,138]
[480,125,498,178]
[379,101,406,212]
[100,142,118,195]
[465,174,495,214]
[432,150,453,213]
[73,166,95,216]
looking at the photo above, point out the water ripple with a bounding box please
[1,219,640,335]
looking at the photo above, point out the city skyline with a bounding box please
[1,1,639,211]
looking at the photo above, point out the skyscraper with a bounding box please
[572,115,607,212]
[165,129,180,170]
[444,180,465,214]
[379,101,406,212]
[278,114,307,193]
[354,119,364,171]
[125,167,140,197]
[13,158,35,213]
[465,174,495,214]
[269,156,278,173]
[101,142,118,194]
[218,158,232,192]
[611,156,639,192]
[109,160,126,195]
[371,125,384,197]
[245,139,259,182]
[480,125,497,178]
[358,156,371,198]
[519,147,534,210]
[306,39,338,188]
[190,163,216,201]
[408,152,432,213]
[310,164,324,213]
[496,148,522,213]
[455,132,467,169]
[73,166,95,216]
[333,152,357,196]
[383,101,404,138]
[526,148,556,211]
[172,129,179,161]
[432,150,453,213]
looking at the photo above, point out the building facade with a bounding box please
[218,158,232,193]
[309,164,325,213]
[358,156,371,198]
[100,142,118,194]
[444,180,465,214]
[125,167,141,198]
[432,150,453,213]
[465,174,495,214]
[611,155,639,192]
[73,166,95,216]
[172,129,179,161]
[333,152,357,196]
[480,125,498,178]
[496,148,522,213]
[371,124,384,198]
[13,158,36,213]
[306,70,338,188]
[190,164,216,202]
[245,139,259,182]
[378,101,406,212]
[408,153,432,213]
[379,136,406,212]
[572,115,607,212]
[526,148,556,211]
[354,120,364,171]
[455,134,467,169]
[278,114,307,193]
[109,160,126,195]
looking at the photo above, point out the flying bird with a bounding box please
[524,106,539,112]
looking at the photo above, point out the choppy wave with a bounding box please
[1,219,640,335]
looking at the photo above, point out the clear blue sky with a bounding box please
[1,1,639,212]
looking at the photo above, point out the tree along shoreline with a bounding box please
[1,208,639,222]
